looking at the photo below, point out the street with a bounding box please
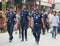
[0,28,60,46]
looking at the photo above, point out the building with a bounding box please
[1,0,57,12]
[41,0,52,10]
[31,0,53,12]
[53,0,60,12]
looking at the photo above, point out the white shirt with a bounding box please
[48,13,53,22]
[16,14,20,19]
[51,15,59,26]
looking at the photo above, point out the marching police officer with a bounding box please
[6,7,16,42]
[43,12,49,33]
[31,8,45,44]
[20,5,30,41]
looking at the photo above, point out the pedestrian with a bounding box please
[40,10,45,34]
[50,11,59,39]
[0,15,5,33]
[14,8,20,34]
[15,8,21,39]
[43,11,49,33]
[57,11,60,34]
[20,5,30,41]
[6,7,9,13]
[31,8,45,44]
[48,11,53,33]
[5,7,16,42]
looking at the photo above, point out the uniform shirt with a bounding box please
[20,10,29,24]
[31,12,42,24]
[43,14,48,22]
[6,12,16,24]
[58,14,60,23]
[51,15,59,26]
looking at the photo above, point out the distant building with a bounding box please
[1,0,58,12]
[53,0,60,12]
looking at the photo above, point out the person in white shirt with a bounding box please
[14,10,20,34]
[48,12,53,33]
[50,11,59,39]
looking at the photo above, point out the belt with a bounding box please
[34,23,39,24]
[9,21,11,22]
[8,21,12,23]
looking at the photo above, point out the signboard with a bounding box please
[48,0,52,3]
[41,0,52,7]
[36,1,39,5]
[41,1,52,7]
[22,0,26,3]
[6,0,8,2]
[41,0,48,2]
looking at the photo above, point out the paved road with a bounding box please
[0,28,60,46]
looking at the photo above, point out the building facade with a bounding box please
[53,0,60,12]
[1,0,58,12]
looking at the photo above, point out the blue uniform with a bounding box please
[31,12,42,43]
[58,14,60,34]
[6,12,16,40]
[20,10,29,41]
[43,14,49,33]
[43,14,48,22]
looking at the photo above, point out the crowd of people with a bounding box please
[4,5,60,45]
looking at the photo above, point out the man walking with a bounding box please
[31,8,45,44]
[50,11,59,39]
[6,7,16,42]
[20,5,30,41]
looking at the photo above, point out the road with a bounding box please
[0,28,60,46]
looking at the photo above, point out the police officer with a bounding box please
[20,5,30,41]
[6,7,16,42]
[42,12,49,34]
[31,8,45,44]
[57,11,60,34]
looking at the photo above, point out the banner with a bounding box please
[41,0,48,2]
[48,0,52,3]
